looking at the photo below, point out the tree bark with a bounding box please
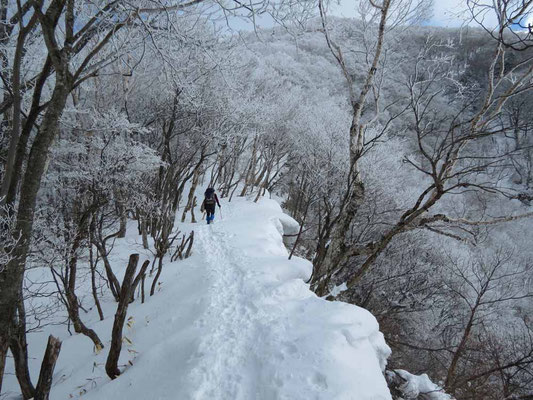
[9,296,35,399]
[0,339,7,395]
[310,0,391,296]
[89,244,104,321]
[34,335,61,400]
[94,242,121,302]
[65,290,104,350]
[254,165,270,203]
[289,201,309,260]
[184,231,194,259]
[0,12,38,200]
[6,58,53,207]
[141,273,146,304]
[140,217,149,249]
[0,76,71,391]
[65,214,104,350]
[150,256,164,296]
[130,260,149,303]
[190,197,197,223]
[310,170,365,296]
[240,137,258,197]
[181,169,200,222]
[106,254,139,379]
[445,299,482,394]
[117,202,127,238]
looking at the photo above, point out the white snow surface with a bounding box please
[4,197,392,400]
[394,370,452,400]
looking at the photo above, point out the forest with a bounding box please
[1,0,533,399]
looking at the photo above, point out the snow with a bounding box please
[393,370,452,400]
[329,282,348,298]
[4,196,392,400]
[274,211,300,248]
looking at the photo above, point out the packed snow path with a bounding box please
[4,197,392,400]
[187,201,390,400]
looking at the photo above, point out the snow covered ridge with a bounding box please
[5,197,392,399]
[186,197,393,400]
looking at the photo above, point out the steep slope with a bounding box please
[4,197,392,400]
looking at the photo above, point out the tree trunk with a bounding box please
[181,169,200,223]
[150,256,164,296]
[0,13,38,200]
[310,0,391,297]
[0,32,24,199]
[117,202,126,238]
[34,335,61,400]
[130,260,149,303]
[0,77,70,391]
[253,163,267,188]
[310,168,365,296]
[254,165,270,203]
[95,245,121,302]
[66,225,104,350]
[289,201,309,260]
[6,58,52,206]
[190,197,197,223]
[141,273,146,304]
[91,215,121,301]
[240,138,257,197]
[9,297,35,399]
[444,303,480,395]
[0,339,7,395]
[141,218,149,249]
[184,231,194,259]
[106,254,139,379]
[89,244,104,321]
[65,292,103,350]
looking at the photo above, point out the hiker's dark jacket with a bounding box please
[201,193,220,212]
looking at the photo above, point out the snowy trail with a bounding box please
[4,197,393,400]
[189,211,260,399]
[189,205,293,399]
[191,204,294,399]
[185,199,392,400]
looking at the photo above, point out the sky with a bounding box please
[221,0,533,33]
[330,0,466,26]
[430,0,473,26]
[223,0,506,32]
[332,0,533,28]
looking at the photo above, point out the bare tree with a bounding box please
[106,254,148,379]
[311,0,533,297]
[0,0,262,392]
[310,0,413,294]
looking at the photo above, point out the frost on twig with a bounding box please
[0,200,20,273]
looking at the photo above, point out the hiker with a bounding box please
[200,187,221,224]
